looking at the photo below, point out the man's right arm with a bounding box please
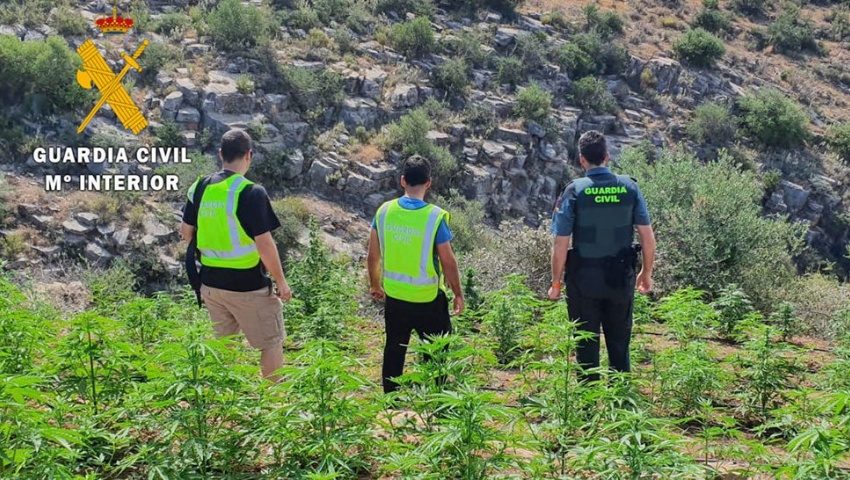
[636,225,655,279]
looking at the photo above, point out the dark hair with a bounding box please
[578,130,607,166]
[220,129,252,163]
[401,155,431,187]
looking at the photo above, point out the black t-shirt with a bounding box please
[182,170,282,292]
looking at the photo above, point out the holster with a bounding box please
[567,245,640,291]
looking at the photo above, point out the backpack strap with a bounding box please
[186,174,213,308]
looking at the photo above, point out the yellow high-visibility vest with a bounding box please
[376,199,448,303]
[189,174,260,269]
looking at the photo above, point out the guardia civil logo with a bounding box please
[75,4,149,135]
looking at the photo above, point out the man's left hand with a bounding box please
[636,270,653,295]
[547,286,561,301]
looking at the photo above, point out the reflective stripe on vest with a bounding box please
[376,200,445,302]
[196,175,259,268]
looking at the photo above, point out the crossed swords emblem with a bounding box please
[76,39,150,135]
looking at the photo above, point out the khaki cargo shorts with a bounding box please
[200,285,285,350]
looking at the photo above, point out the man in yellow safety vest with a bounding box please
[367,155,465,393]
[180,129,292,380]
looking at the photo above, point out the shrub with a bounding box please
[431,190,485,255]
[570,76,617,114]
[445,0,525,17]
[464,220,553,294]
[673,28,725,68]
[52,7,88,36]
[618,148,806,308]
[687,102,737,145]
[236,74,255,94]
[0,35,90,114]
[583,4,624,38]
[153,121,182,147]
[731,0,766,16]
[514,83,552,123]
[154,12,191,37]
[373,0,436,17]
[572,32,629,76]
[282,67,345,115]
[827,122,850,162]
[541,10,573,31]
[207,0,272,50]
[432,57,471,98]
[552,43,594,79]
[767,6,821,56]
[385,108,458,184]
[782,274,850,339]
[830,10,850,42]
[440,31,490,68]
[737,89,809,148]
[139,42,182,84]
[495,56,524,87]
[513,33,548,73]
[390,17,435,59]
[692,0,732,34]
[271,197,311,261]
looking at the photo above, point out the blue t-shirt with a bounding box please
[551,166,651,237]
[371,197,454,244]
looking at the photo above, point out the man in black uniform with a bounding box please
[548,130,656,382]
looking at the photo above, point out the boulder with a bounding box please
[340,97,380,129]
[387,84,419,109]
[176,107,201,124]
[113,228,130,247]
[496,127,531,145]
[163,91,183,111]
[283,149,306,180]
[175,77,200,106]
[85,243,113,266]
[362,68,387,99]
[63,219,93,235]
[627,57,682,95]
[780,181,811,213]
[282,122,311,147]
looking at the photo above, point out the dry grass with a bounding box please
[349,143,385,165]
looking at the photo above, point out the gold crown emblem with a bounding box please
[95,6,134,35]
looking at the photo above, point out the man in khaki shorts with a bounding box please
[180,129,292,380]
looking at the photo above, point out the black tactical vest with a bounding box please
[571,172,637,259]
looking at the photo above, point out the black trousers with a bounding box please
[382,290,453,393]
[566,268,635,383]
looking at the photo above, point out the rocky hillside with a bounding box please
[2,0,850,284]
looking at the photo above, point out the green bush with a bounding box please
[514,83,552,123]
[495,56,524,87]
[445,0,525,17]
[827,122,850,163]
[687,102,737,145]
[390,17,435,59]
[282,67,345,114]
[513,33,547,73]
[374,0,436,17]
[737,89,809,148]
[767,6,821,56]
[673,28,726,68]
[139,42,182,84]
[552,42,596,79]
[52,7,88,36]
[731,0,766,16]
[155,151,216,202]
[829,10,850,42]
[569,76,617,114]
[385,108,458,185]
[618,148,806,308]
[432,57,471,98]
[692,0,732,34]
[271,197,311,261]
[0,35,90,114]
[431,190,485,254]
[207,0,272,50]
[572,32,629,76]
[154,12,191,37]
[583,4,624,38]
[440,31,491,69]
